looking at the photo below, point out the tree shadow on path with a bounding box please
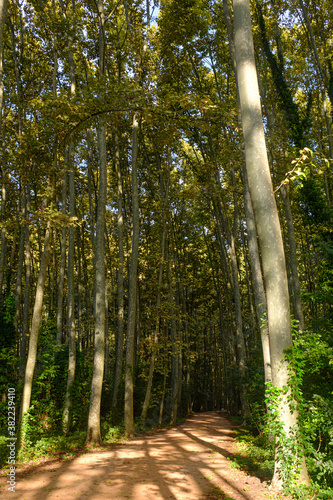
[2,412,275,500]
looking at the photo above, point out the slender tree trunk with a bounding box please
[214,193,249,417]
[280,184,305,331]
[124,112,140,437]
[168,252,179,425]
[15,193,26,336]
[57,173,67,344]
[63,146,76,433]
[87,0,107,445]
[0,117,6,298]
[20,223,52,445]
[112,129,124,412]
[233,0,310,487]
[141,155,169,422]
[141,224,167,422]
[20,190,31,378]
[63,12,77,433]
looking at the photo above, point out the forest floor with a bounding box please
[0,412,290,500]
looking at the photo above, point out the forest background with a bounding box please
[0,0,332,498]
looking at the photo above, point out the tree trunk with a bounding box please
[111,129,124,412]
[124,112,140,437]
[57,172,67,344]
[63,13,77,434]
[233,0,310,488]
[87,0,107,445]
[280,183,305,331]
[214,192,249,417]
[241,164,271,385]
[20,223,52,445]
[63,147,76,434]
[141,155,169,422]
[20,190,31,379]
[168,252,179,425]
[141,223,167,422]
[15,194,25,336]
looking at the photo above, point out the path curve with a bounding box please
[1,412,285,500]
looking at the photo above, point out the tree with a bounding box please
[233,0,310,488]
[86,0,107,445]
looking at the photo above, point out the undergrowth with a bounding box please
[230,425,333,500]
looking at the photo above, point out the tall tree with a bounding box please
[87,0,107,445]
[0,0,8,297]
[233,0,310,488]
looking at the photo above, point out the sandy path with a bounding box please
[1,412,284,500]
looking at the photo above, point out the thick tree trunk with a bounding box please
[233,0,310,488]
[223,0,272,390]
[242,164,271,385]
[124,112,140,437]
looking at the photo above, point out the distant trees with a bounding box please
[0,0,332,494]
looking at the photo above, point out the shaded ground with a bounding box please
[0,412,287,500]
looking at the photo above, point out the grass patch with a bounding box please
[17,430,87,464]
[229,427,274,480]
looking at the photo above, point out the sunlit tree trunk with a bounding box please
[242,165,271,385]
[20,222,52,445]
[233,0,310,488]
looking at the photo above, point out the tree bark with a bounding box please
[63,7,77,433]
[124,112,140,437]
[20,223,52,445]
[280,183,305,331]
[56,172,67,344]
[111,129,124,412]
[87,0,107,445]
[20,190,31,379]
[63,147,76,433]
[233,0,310,488]
[241,164,271,385]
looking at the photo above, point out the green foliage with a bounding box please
[284,327,333,489]
[17,428,86,464]
[229,427,274,479]
[101,423,125,444]
[0,294,16,349]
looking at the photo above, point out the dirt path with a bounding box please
[1,412,286,500]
